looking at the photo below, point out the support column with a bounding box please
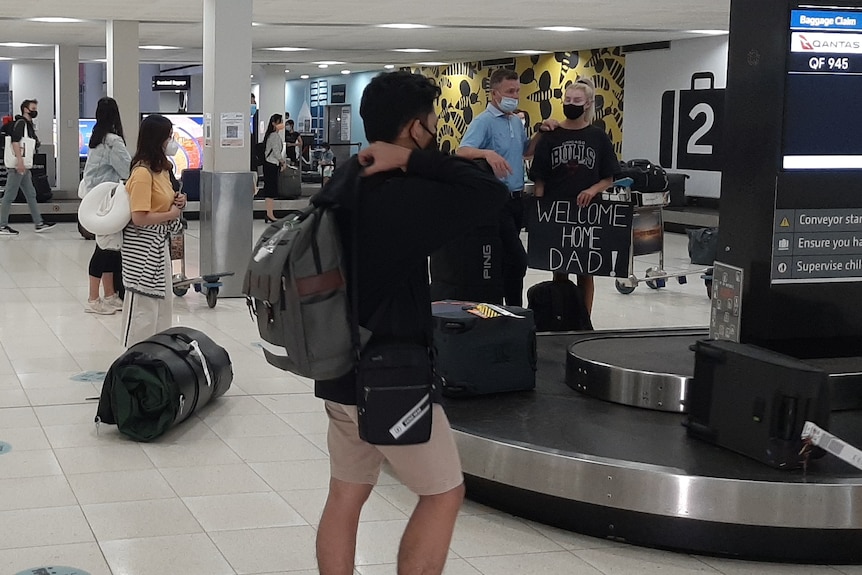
[201,0,254,297]
[202,0,253,172]
[260,64,287,132]
[55,44,80,194]
[107,20,140,155]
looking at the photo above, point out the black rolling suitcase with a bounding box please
[527,279,593,332]
[686,339,830,469]
[430,225,504,304]
[432,301,536,397]
[278,166,301,199]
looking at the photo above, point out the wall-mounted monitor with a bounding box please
[783,6,862,170]
[79,119,95,158]
[142,113,204,177]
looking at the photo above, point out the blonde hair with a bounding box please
[565,78,596,123]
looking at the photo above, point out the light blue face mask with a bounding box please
[499,97,519,114]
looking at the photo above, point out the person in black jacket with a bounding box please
[313,71,507,575]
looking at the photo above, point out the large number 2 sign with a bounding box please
[660,72,725,172]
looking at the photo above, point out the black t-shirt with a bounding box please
[529,125,617,198]
[9,116,39,148]
[314,151,509,405]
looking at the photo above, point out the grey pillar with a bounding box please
[55,44,80,195]
[201,0,254,297]
[107,21,140,155]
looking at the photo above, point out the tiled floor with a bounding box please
[0,221,855,574]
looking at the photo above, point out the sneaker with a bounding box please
[34,222,56,233]
[0,225,19,236]
[85,299,116,315]
[103,294,124,311]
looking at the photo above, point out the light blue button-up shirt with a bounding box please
[458,104,529,193]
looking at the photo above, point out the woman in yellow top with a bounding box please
[120,114,186,347]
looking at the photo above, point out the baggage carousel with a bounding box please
[444,329,862,563]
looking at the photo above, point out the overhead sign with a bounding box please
[659,72,725,172]
[331,84,346,104]
[526,198,633,277]
[152,75,191,91]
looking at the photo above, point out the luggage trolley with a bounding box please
[605,179,709,295]
[170,221,234,308]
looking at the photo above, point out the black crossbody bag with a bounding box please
[347,177,434,445]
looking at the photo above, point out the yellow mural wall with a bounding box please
[413,47,625,157]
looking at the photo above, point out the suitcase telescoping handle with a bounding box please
[690,72,715,91]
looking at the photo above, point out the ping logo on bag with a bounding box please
[482,244,492,280]
[243,205,356,380]
[389,394,432,440]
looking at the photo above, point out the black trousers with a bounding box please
[499,195,528,307]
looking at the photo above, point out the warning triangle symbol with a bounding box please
[780,217,791,228]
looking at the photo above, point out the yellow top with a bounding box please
[126,164,174,213]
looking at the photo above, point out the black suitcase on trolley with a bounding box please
[432,301,536,397]
[430,225,504,304]
[526,279,593,332]
[686,339,830,469]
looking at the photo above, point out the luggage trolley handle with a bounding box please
[690,71,715,91]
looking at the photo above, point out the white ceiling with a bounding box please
[0,0,731,77]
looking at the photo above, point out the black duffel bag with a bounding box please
[95,327,233,441]
[617,159,669,193]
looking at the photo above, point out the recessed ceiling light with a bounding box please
[537,26,587,32]
[378,23,431,29]
[418,62,448,66]
[392,48,436,53]
[689,29,729,35]
[265,46,311,52]
[507,50,548,55]
[0,57,12,61]
[0,42,47,48]
[28,17,85,23]
[300,74,310,79]
[341,70,351,75]
[318,64,328,69]
[313,60,344,65]
[250,74,254,78]
[384,64,395,69]
[252,22,263,26]
[140,45,181,50]
[284,69,290,73]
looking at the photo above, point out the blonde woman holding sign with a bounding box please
[529,79,617,314]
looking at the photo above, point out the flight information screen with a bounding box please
[783,7,862,170]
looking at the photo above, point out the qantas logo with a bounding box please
[792,32,862,53]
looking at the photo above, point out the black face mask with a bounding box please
[28,110,38,119]
[411,120,438,151]
[563,104,585,121]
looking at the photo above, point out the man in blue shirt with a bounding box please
[456,68,544,306]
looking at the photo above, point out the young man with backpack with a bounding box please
[313,71,508,574]
[0,99,55,235]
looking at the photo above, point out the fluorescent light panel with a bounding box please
[508,50,548,55]
[378,23,431,29]
[0,42,47,48]
[140,45,181,50]
[265,46,310,52]
[537,26,588,32]
[689,29,729,35]
[28,17,85,23]
[392,48,436,53]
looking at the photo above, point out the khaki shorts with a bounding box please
[324,401,463,496]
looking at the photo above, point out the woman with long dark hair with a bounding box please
[80,97,131,315]
[120,114,185,347]
[260,113,286,222]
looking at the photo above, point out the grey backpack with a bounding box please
[243,203,368,380]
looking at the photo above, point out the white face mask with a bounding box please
[164,139,179,156]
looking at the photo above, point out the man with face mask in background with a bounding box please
[0,99,55,235]
[456,68,547,306]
